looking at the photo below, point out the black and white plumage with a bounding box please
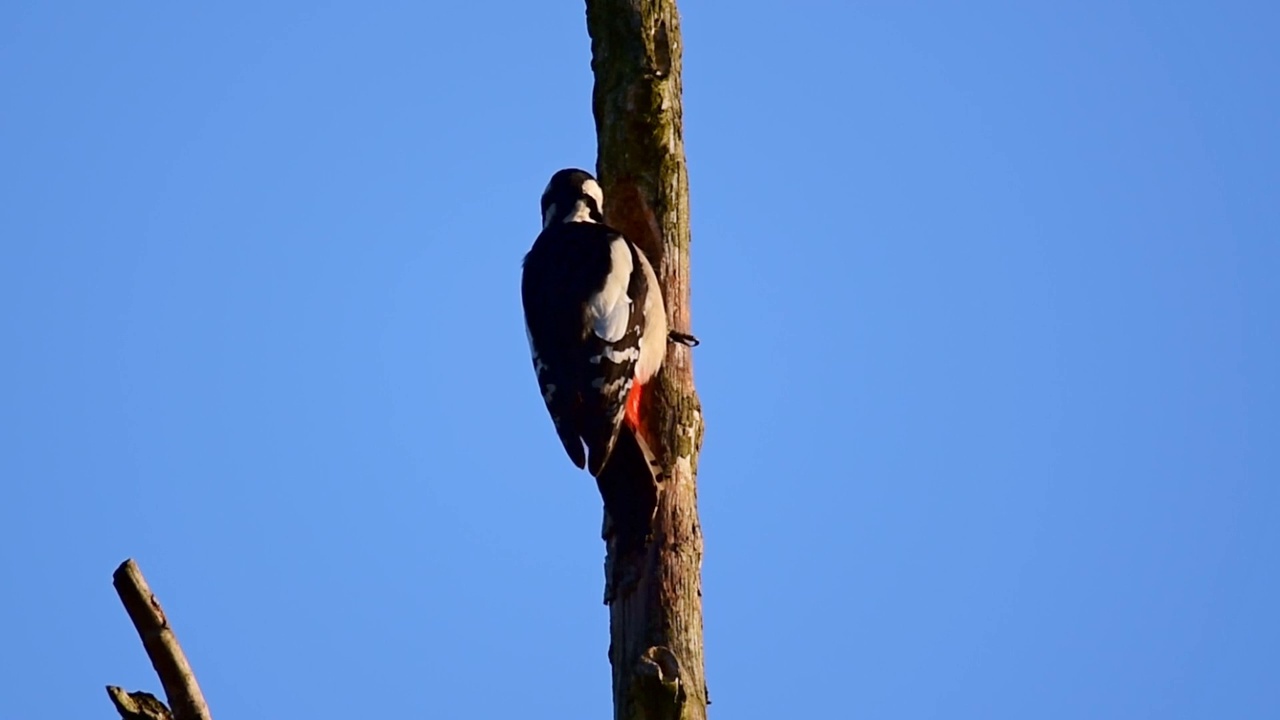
[521,168,667,477]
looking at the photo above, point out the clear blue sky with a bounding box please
[2,2,1276,718]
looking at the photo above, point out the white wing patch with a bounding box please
[525,321,555,405]
[524,322,547,374]
[585,238,634,342]
[590,345,640,364]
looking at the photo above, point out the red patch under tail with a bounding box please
[624,381,644,432]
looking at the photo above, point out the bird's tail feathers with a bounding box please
[594,425,659,559]
[584,418,624,477]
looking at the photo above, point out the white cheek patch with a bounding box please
[581,178,604,213]
[564,200,597,224]
[585,238,634,342]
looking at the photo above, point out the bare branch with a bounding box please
[111,559,213,720]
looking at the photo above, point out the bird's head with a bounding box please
[541,168,605,228]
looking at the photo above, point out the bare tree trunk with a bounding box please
[585,2,707,719]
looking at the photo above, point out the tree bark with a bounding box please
[584,2,707,719]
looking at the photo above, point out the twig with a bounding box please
[110,559,213,720]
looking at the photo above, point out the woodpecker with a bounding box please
[521,168,668,478]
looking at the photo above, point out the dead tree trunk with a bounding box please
[585,2,708,719]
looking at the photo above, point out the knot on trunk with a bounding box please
[632,646,686,719]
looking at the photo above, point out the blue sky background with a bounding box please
[2,2,1277,718]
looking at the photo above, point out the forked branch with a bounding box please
[107,559,213,720]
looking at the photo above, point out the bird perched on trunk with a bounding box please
[521,168,668,479]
